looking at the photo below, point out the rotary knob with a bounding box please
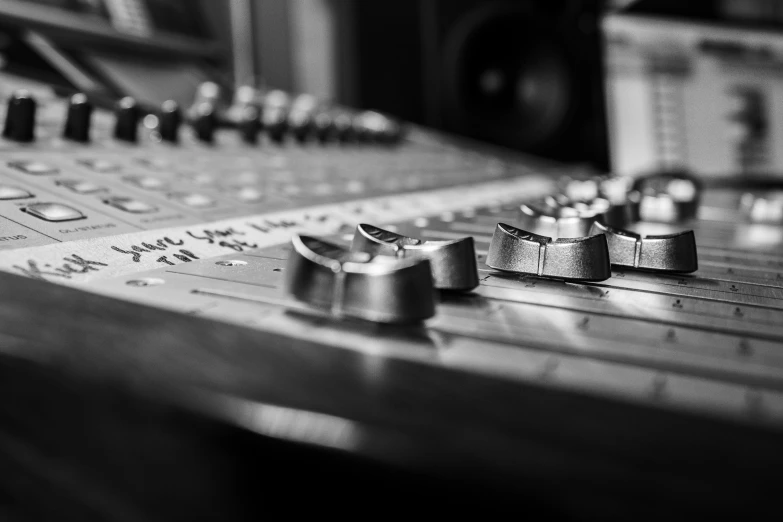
[113,96,140,143]
[238,105,260,144]
[313,110,335,143]
[3,90,36,143]
[288,94,318,143]
[191,102,217,143]
[262,90,290,144]
[333,112,355,143]
[228,86,261,144]
[351,223,479,291]
[486,222,611,282]
[285,234,436,323]
[63,93,93,143]
[158,100,181,143]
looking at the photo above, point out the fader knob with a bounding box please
[63,93,93,143]
[113,97,140,143]
[351,223,479,291]
[486,223,611,282]
[634,171,702,223]
[519,198,609,238]
[589,221,698,273]
[192,102,217,143]
[158,100,181,143]
[3,90,36,142]
[285,234,436,324]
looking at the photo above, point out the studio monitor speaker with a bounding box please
[340,0,609,169]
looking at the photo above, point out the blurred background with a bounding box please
[3,0,783,176]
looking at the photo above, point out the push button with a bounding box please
[56,179,106,194]
[8,161,59,175]
[590,221,698,273]
[104,196,158,214]
[77,159,122,173]
[234,186,264,203]
[123,175,168,191]
[169,192,216,208]
[486,222,611,282]
[0,185,33,200]
[24,203,85,222]
[285,234,436,324]
[351,223,479,291]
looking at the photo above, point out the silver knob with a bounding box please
[589,221,698,273]
[284,235,436,323]
[351,223,479,291]
[634,172,702,223]
[486,223,611,282]
[519,197,610,238]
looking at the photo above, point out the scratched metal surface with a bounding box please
[84,185,783,429]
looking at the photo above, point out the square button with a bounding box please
[77,159,122,173]
[56,179,106,194]
[0,185,34,200]
[123,175,168,191]
[169,192,216,208]
[134,157,171,170]
[25,203,85,222]
[104,196,158,214]
[8,161,59,175]
[235,186,264,203]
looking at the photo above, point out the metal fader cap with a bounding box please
[634,171,702,223]
[739,192,783,224]
[351,224,479,291]
[285,235,436,324]
[519,198,609,238]
[486,223,611,282]
[589,221,698,273]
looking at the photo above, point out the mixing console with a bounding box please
[2,70,783,517]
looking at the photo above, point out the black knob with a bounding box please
[262,90,289,144]
[238,105,260,144]
[3,90,36,142]
[158,100,181,143]
[289,112,312,143]
[264,108,287,144]
[114,97,140,143]
[352,116,372,143]
[333,113,354,143]
[192,102,217,143]
[313,111,334,144]
[63,93,93,143]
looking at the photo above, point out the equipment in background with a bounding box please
[605,1,783,178]
[338,0,609,170]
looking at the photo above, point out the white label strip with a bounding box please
[0,176,552,284]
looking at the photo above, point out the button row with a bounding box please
[5,160,238,210]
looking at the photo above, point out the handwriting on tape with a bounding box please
[2,177,553,283]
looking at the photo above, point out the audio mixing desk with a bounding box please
[1,72,783,518]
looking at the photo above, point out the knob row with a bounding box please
[2,89,403,146]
